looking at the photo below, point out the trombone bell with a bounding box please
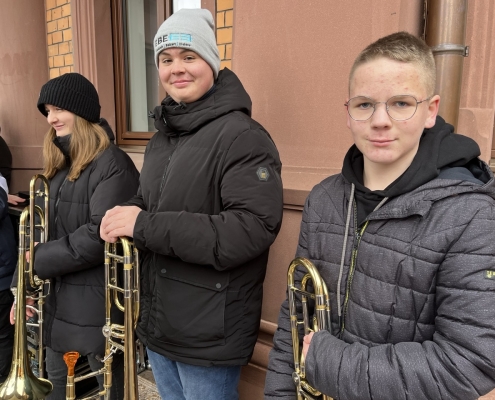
[287,257,333,400]
[0,175,53,399]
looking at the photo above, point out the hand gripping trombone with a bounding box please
[288,257,333,400]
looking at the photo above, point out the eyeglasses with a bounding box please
[345,95,433,121]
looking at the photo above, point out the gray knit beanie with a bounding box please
[154,8,220,78]
[37,73,101,123]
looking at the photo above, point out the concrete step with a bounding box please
[138,370,160,399]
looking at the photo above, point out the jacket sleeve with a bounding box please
[133,128,283,271]
[120,141,150,210]
[0,175,7,220]
[302,203,495,400]
[265,196,313,399]
[120,186,146,209]
[34,165,139,279]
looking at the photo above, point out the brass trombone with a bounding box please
[64,237,140,400]
[0,174,53,400]
[287,257,333,400]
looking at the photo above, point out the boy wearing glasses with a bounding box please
[265,31,495,400]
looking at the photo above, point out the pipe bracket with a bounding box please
[430,43,469,57]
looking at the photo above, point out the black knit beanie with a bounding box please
[37,73,101,123]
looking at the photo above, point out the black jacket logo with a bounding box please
[257,167,269,181]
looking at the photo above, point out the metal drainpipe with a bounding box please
[424,0,469,130]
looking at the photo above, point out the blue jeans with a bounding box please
[147,349,241,400]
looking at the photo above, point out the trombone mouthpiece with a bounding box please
[63,351,80,376]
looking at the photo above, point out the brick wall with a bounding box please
[216,0,234,70]
[43,1,231,78]
[45,0,73,79]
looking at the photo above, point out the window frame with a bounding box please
[111,0,172,145]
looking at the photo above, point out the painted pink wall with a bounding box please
[233,0,423,198]
[0,1,49,193]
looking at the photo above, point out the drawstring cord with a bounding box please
[337,184,355,318]
[336,184,388,319]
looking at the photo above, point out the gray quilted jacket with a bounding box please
[265,162,495,399]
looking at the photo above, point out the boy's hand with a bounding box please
[8,194,25,206]
[302,331,314,359]
[9,297,36,325]
[100,206,141,243]
[25,242,39,262]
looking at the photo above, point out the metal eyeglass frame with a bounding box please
[344,95,434,121]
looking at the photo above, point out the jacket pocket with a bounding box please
[153,259,229,348]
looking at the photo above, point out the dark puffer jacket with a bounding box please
[125,68,283,366]
[0,180,16,292]
[266,135,495,398]
[33,127,140,356]
[0,137,13,187]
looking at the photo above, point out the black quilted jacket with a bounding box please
[32,128,140,356]
[0,183,15,292]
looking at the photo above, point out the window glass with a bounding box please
[125,0,158,132]
[173,0,200,11]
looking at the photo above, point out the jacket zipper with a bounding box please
[158,136,180,195]
[53,178,67,232]
[340,202,369,334]
[53,177,67,293]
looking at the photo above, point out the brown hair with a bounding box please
[42,115,110,181]
[349,31,436,96]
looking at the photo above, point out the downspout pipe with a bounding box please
[425,0,469,130]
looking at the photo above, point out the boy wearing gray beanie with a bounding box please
[100,7,283,400]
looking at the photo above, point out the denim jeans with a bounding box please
[147,348,241,400]
[45,347,124,400]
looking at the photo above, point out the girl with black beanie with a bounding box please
[9,73,140,399]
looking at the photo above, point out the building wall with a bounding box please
[46,0,74,79]
[458,0,495,161]
[216,0,233,70]
[0,1,49,194]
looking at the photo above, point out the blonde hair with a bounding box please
[349,31,436,96]
[43,115,110,181]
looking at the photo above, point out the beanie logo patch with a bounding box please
[155,33,193,52]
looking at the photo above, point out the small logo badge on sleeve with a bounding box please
[485,270,495,279]
[257,167,269,181]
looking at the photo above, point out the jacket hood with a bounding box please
[376,160,495,218]
[99,118,115,143]
[151,68,252,136]
[342,116,483,199]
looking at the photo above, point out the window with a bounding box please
[111,0,172,145]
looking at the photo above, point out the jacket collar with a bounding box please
[53,134,71,163]
[152,68,252,137]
